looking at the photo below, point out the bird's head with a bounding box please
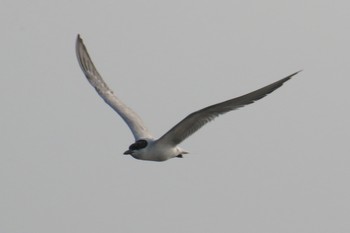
[123,139,149,157]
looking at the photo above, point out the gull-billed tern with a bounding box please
[76,35,300,162]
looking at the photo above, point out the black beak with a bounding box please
[123,149,132,155]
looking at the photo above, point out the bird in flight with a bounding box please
[76,34,300,162]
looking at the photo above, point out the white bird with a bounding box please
[76,35,300,162]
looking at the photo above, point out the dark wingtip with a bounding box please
[279,70,302,85]
[289,70,303,79]
[76,34,82,43]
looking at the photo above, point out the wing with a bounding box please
[75,35,152,140]
[157,71,300,146]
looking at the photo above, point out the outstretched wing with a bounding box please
[157,71,300,146]
[75,35,152,140]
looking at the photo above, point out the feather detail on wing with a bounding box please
[75,35,152,140]
[157,71,301,146]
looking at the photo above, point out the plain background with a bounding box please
[1,0,349,232]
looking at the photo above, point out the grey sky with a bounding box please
[1,0,349,232]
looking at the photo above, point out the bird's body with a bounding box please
[76,35,300,162]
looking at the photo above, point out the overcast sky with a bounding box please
[1,0,349,232]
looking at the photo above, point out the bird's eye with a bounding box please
[129,139,148,150]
